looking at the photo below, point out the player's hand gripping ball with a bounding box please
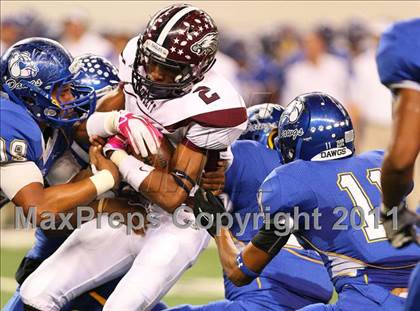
[117,111,163,158]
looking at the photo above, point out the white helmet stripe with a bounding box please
[156,6,198,45]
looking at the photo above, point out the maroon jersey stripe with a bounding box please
[191,107,247,128]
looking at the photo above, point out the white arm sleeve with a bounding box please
[0,162,44,200]
[186,121,247,150]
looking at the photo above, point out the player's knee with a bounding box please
[146,233,183,266]
[103,292,150,311]
[20,276,57,311]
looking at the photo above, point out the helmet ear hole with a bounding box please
[22,96,35,106]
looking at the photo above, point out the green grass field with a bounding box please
[0,234,337,309]
[0,244,224,308]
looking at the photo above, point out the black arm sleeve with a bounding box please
[251,214,292,256]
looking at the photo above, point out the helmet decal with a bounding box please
[283,97,304,124]
[8,51,39,79]
[279,127,305,140]
[69,58,84,75]
[240,103,284,148]
[191,32,218,56]
[144,39,169,59]
[311,147,353,161]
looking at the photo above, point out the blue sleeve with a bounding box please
[259,165,318,218]
[225,140,279,200]
[224,142,245,194]
[376,18,420,90]
[0,98,43,168]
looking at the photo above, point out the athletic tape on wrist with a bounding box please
[236,252,260,279]
[119,155,154,190]
[110,150,129,167]
[89,170,115,196]
[86,111,120,137]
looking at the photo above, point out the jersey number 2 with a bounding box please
[337,169,387,243]
[193,86,220,105]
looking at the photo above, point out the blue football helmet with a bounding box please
[240,103,284,149]
[73,54,119,100]
[1,37,96,128]
[277,92,355,163]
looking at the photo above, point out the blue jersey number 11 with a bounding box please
[337,169,387,243]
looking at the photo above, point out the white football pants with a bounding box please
[20,207,210,311]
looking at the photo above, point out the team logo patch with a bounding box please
[190,32,218,56]
[8,51,38,79]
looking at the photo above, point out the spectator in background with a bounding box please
[282,29,350,104]
[343,19,370,60]
[248,31,285,105]
[213,51,242,93]
[102,30,132,66]
[60,10,113,59]
[220,38,260,106]
[1,17,23,55]
[1,12,53,56]
[275,25,302,65]
[349,21,392,152]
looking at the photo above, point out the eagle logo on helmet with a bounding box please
[190,32,218,56]
[283,98,305,124]
[8,51,39,79]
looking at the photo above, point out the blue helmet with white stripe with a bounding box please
[276,92,355,163]
[73,54,119,99]
[240,103,284,149]
[1,37,96,128]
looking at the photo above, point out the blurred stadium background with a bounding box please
[1,0,419,308]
